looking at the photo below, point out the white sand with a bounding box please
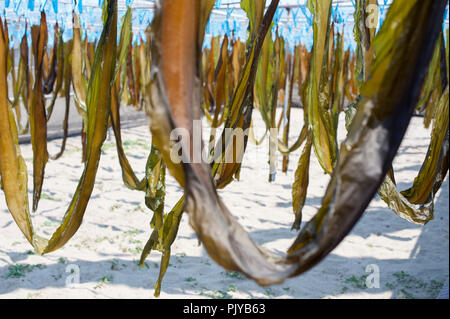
[0,108,448,299]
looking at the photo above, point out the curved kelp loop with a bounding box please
[287,0,446,270]
[140,0,216,297]
[401,88,449,205]
[346,25,449,224]
[141,0,272,296]
[377,86,449,225]
[0,0,118,254]
[248,121,268,146]
[148,0,446,286]
[277,124,308,156]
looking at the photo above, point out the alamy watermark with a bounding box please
[169,119,279,167]
[65,264,80,288]
[365,264,380,289]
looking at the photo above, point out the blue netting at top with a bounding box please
[1,0,449,51]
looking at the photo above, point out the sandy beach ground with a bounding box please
[0,107,448,299]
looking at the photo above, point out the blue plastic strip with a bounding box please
[291,8,299,27]
[39,0,48,12]
[226,7,233,19]
[51,0,57,13]
[273,8,283,27]
[2,0,392,51]
[14,0,23,14]
[299,5,312,26]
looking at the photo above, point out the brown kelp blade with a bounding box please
[110,79,146,190]
[109,6,147,190]
[20,23,32,117]
[71,11,87,111]
[51,40,73,160]
[0,0,117,254]
[149,0,446,286]
[0,17,38,247]
[211,0,272,187]
[41,0,118,253]
[126,38,138,107]
[281,52,296,172]
[46,29,65,122]
[291,131,312,230]
[30,12,49,212]
[51,52,72,161]
[71,11,89,164]
[306,0,337,175]
[43,23,59,95]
